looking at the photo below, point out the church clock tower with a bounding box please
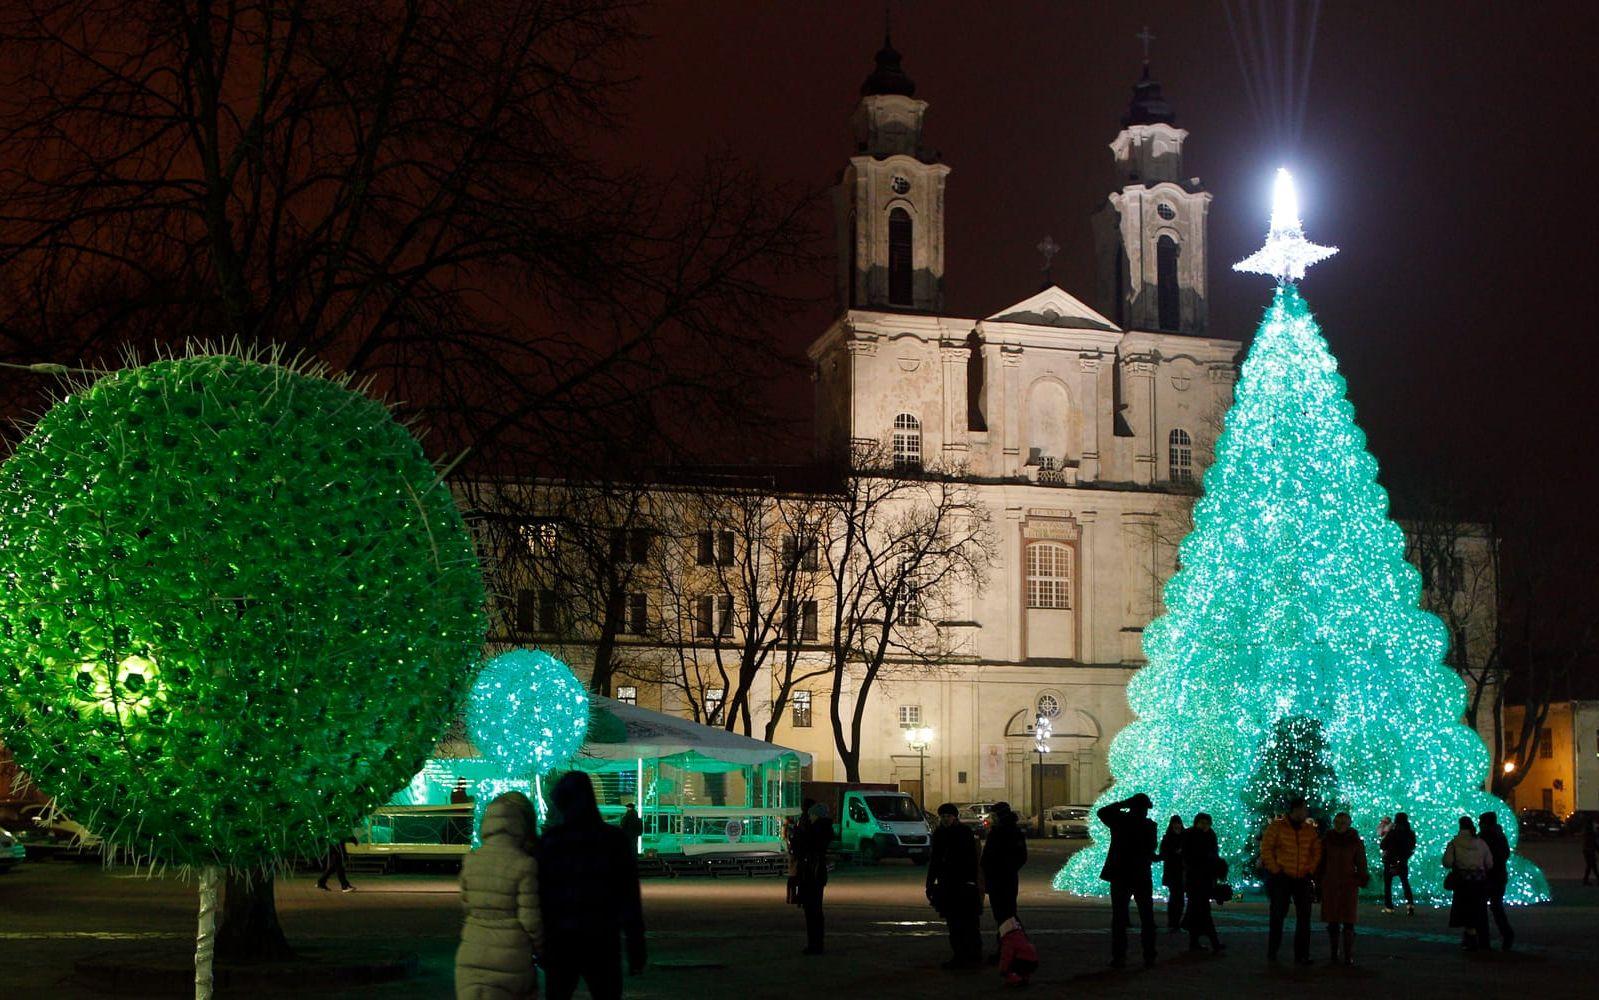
[834,35,950,313]
[1093,63,1212,334]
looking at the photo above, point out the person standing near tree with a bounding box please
[619,802,644,854]
[927,802,984,970]
[1179,813,1225,953]
[1443,815,1491,952]
[1478,811,1515,951]
[1259,797,1321,965]
[1380,812,1416,915]
[1316,812,1368,965]
[456,792,542,1000]
[980,802,1027,962]
[539,773,646,1000]
[1098,793,1159,969]
[1159,815,1186,933]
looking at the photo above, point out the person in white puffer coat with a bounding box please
[456,791,544,999]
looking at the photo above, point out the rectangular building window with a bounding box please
[696,529,735,566]
[537,588,559,633]
[1025,541,1074,610]
[705,687,725,725]
[791,690,813,728]
[695,594,733,638]
[626,593,648,635]
[784,600,819,641]
[616,685,638,706]
[515,588,537,633]
[782,534,819,571]
[611,527,651,564]
[1539,728,1553,759]
[519,520,559,559]
[898,704,921,728]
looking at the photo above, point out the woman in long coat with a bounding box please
[1159,815,1186,931]
[1317,811,1368,965]
[1443,815,1492,951]
[1179,813,1224,952]
[456,792,543,999]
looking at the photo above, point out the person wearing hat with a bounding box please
[1098,793,1159,969]
[980,802,1027,962]
[927,801,984,969]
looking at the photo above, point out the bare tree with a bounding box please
[821,443,994,782]
[0,0,816,960]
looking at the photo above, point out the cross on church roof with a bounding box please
[1137,26,1156,61]
[1036,235,1060,278]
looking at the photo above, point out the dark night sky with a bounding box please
[613,2,1597,551]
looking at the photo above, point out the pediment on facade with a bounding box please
[986,285,1120,332]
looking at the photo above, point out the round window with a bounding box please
[1037,693,1061,719]
[1156,203,1176,221]
[891,176,911,195]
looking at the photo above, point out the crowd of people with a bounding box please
[454,774,645,1000]
[1097,793,1517,971]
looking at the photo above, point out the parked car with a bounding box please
[1042,805,1093,839]
[0,826,25,872]
[1561,809,1599,838]
[954,802,998,839]
[1516,808,1564,838]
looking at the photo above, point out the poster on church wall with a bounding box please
[980,743,1006,788]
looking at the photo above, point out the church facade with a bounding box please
[793,41,1236,808]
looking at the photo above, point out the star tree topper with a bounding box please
[1233,167,1338,284]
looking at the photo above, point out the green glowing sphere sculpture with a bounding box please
[0,353,487,871]
[1054,285,1549,903]
[466,649,590,778]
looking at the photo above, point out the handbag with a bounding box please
[1443,869,1460,891]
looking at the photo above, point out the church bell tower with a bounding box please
[1093,62,1212,334]
[834,34,950,313]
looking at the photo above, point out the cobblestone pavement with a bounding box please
[2,840,1596,998]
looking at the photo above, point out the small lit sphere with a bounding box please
[0,353,487,870]
[466,649,590,777]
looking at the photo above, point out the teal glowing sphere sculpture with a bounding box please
[466,649,590,777]
[0,353,487,870]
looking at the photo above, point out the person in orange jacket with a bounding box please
[1258,797,1322,965]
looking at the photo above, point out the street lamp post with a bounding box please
[1034,713,1052,837]
[905,726,934,811]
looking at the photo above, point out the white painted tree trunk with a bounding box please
[195,865,219,1000]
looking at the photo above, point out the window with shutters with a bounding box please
[1026,542,1073,610]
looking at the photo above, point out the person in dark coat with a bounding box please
[1098,793,1158,969]
[619,802,644,850]
[1380,811,1417,914]
[980,802,1027,960]
[1159,815,1185,932]
[794,802,833,955]
[1479,811,1515,951]
[1316,812,1368,965]
[1179,813,1225,953]
[538,772,646,1000]
[1584,816,1599,885]
[927,801,984,970]
[317,834,357,892]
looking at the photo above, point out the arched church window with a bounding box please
[1156,235,1180,331]
[892,413,922,470]
[1169,428,1193,482]
[1025,542,1073,610]
[888,207,913,307]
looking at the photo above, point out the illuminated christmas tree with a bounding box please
[1056,170,1548,903]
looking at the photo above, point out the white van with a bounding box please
[837,789,932,863]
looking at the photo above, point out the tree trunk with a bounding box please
[217,873,293,963]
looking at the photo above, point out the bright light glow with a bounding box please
[1053,285,1548,905]
[1502,761,1516,774]
[1233,168,1339,284]
[466,649,590,778]
[0,353,487,870]
[1034,714,1053,756]
[904,726,934,751]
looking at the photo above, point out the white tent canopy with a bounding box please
[573,695,812,773]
